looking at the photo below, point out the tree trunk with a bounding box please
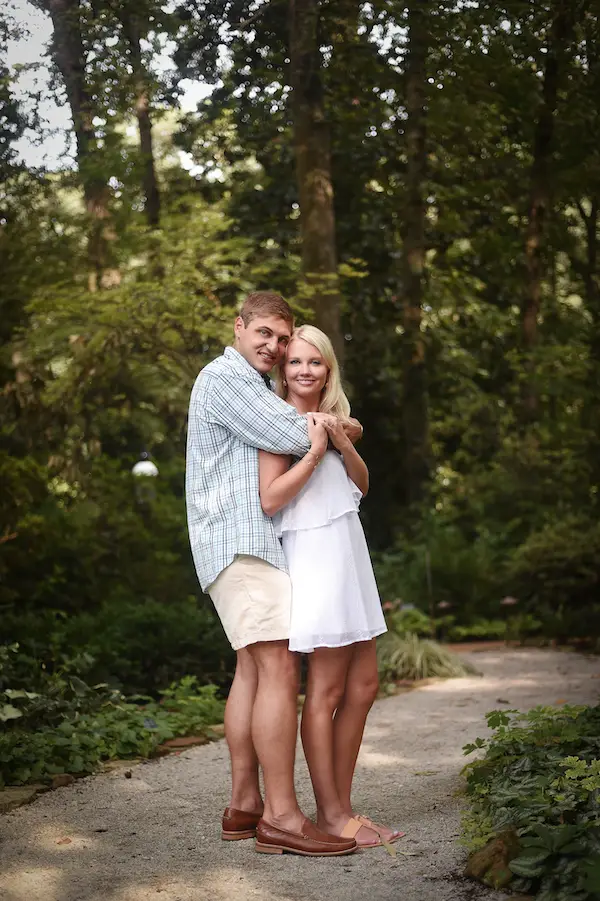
[121,7,161,228]
[45,0,119,290]
[402,0,430,505]
[521,1,575,412]
[289,0,343,358]
[578,198,600,365]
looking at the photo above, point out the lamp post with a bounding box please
[132,452,159,506]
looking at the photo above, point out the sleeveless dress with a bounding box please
[273,450,387,653]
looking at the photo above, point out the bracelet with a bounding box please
[304,451,321,468]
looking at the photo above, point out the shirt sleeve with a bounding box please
[204,371,311,456]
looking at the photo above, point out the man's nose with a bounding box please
[266,336,278,354]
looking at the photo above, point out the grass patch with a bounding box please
[377,631,480,682]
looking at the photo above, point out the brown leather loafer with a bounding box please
[221,807,263,841]
[255,818,358,856]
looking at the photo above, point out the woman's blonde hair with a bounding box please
[276,324,351,419]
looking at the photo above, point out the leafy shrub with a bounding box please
[385,609,543,645]
[60,597,235,695]
[0,675,225,787]
[507,516,600,641]
[1,596,235,699]
[376,632,479,682]
[446,618,508,642]
[386,607,435,637]
[0,643,113,730]
[0,455,202,619]
[445,615,542,643]
[462,705,600,899]
[372,525,504,623]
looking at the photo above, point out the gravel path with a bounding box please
[1,648,598,901]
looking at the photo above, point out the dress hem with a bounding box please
[289,626,387,654]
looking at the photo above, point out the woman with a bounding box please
[258,325,405,849]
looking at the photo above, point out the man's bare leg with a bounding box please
[224,647,263,812]
[246,639,304,832]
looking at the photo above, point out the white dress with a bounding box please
[274,450,387,653]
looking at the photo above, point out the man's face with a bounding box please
[234,315,293,374]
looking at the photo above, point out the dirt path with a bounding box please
[1,648,598,901]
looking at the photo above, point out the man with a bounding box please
[186,291,361,856]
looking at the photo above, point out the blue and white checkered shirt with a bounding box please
[186,346,310,591]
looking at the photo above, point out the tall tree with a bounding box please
[521,0,576,413]
[289,0,343,356]
[401,0,430,504]
[43,0,119,289]
[118,1,161,228]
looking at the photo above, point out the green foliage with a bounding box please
[59,597,235,695]
[386,607,435,638]
[1,595,234,700]
[384,607,543,643]
[373,524,505,623]
[507,516,600,641]
[376,632,479,683]
[2,0,600,795]
[462,705,600,899]
[447,615,544,643]
[0,642,113,730]
[0,642,225,787]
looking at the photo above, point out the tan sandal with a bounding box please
[355,814,406,846]
[339,816,383,849]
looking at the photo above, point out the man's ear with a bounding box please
[234,316,245,339]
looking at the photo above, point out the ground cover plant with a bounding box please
[0,645,225,787]
[462,704,600,899]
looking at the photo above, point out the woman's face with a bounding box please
[284,338,329,399]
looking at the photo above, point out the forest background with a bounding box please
[2,0,600,716]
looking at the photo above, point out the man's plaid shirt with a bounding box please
[186,346,310,591]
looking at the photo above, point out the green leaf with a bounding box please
[509,856,546,878]
[0,704,23,721]
[4,689,40,700]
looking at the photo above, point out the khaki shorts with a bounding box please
[208,555,292,651]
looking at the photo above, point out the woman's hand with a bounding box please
[324,417,352,452]
[310,411,337,430]
[307,413,328,456]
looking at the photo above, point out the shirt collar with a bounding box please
[223,346,271,388]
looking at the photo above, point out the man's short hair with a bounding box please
[239,291,294,327]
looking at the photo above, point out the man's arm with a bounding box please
[203,371,311,456]
[343,417,363,445]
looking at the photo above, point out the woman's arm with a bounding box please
[259,418,328,517]
[325,421,369,496]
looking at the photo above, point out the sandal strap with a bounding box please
[357,814,406,842]
[355,814,382,836]
[340,817,363,839]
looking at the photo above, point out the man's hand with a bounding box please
[342,417,363,445]
[309,411,337,430]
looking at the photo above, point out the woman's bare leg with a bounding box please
[333,640,379,810]
[300,646,354,836]
[333,639,400,841]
